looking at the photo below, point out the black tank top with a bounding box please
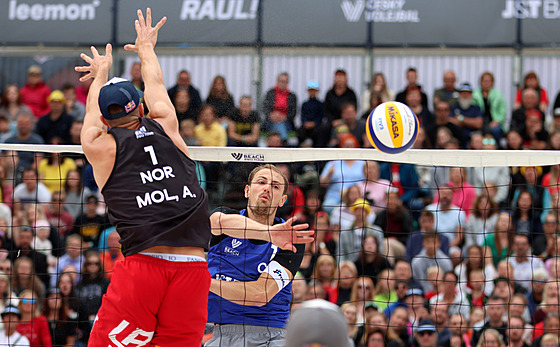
[102,117,210,256]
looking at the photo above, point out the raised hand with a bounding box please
[74,43,112,82]
[124,8,167,52]
[269,217,314,252]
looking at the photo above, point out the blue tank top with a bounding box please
[207,209,295,328]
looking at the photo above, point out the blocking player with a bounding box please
[206,164,314,346]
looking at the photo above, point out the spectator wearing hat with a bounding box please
[411,232,453,293]
[20,65,51,119]
[511,88,546,136]
[298,81,324,147]
[414,319,438,347]
[0,306,30,346]
[262,72,297,142]
[339,198,384,263]
[35,90,74,144]
[449,82,484,146]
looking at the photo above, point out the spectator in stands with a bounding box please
[194,104,226,192]
[320,69,357,147]
[540,333,559,347]
[508,233,546,293]
[383,280,410,318]
[533,312,560,346]
[51,234,84,289]
[372,269,397,311]
[43,288,77,346]
[471,296,508,346]
[435,167,476,220]
[511,88,545,135]
[389,307,411,345]
[339,302,361,345]
[17,289,51,346]
[37,151,77,194]
[430,300,452,344]
[472,72,507,143]
[334,102,367,147]
[527,268,548,317]
[365,312,403,347]
[513,189,545,255]
[0,306,29,346]
[411,232,453,293]
[56,272,78,317]
[414,319,439,347]
[361,91,383,121]
[75,251,109,344]
[11,256,45,299]
[465,193,499,250]
[312,255,339,304]
[35,90,74,144]
[206,75,234,124]
[395,67,428,107]
[506,315,530,347]
[100,230,123,280]
[320,141,365,213]
[61,83,85,121]
[291,273,308,307]
[0,84,32,127]
[10,225,49,291]
[71,194,108,248]
[262,72,297,141]
[275,164,305,221]
[406,86,433,128]
[350,276,375,325]
[514,72,548,113]
[477,328,506,347]
[0,272,17,310]
[227,95,260,147]
[168,70,202,114]
[378,160,424,214]
[522,110,549,149]
[361,72,394,114]
[456,244,496,297]
[426,185,466,247]
[430,271,470,320]
[433,70,459,109]
[336,261,358,306]
[20,65,51,119]
[4,112,44,172]
[406,210,450,262]
[394,259,421,290]
[44,191,74,239]
[426,100,465,148]
[63,169,91,221]
[354,233,391,284]
[449,82,484,145]
[297,81,324,147]
[174,88,198,123]
[471,137,510,208]
[506,129,525,150]
[404,287,427,323]
[128,62,144,93]
[443,313,470,347]
[31,220,55,267]
[357,161,390,214]
[374,190,414,255]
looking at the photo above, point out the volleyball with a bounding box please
[366,101,419,154]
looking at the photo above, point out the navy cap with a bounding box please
[416,319,437,333]
[458,82,473,93]
[1,306,21,318]
[98,77,143,120]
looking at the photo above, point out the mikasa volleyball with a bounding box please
[366,101,419,154]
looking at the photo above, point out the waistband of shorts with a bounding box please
[139,252,206,262]
[213,324,285,334]
[126,253,208,268]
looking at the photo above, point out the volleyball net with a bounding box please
[0,143,558,346]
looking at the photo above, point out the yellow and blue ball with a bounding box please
[366,101,419,154]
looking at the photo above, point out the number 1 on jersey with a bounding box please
[144,145,158,165]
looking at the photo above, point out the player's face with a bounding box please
[245,169,287,217]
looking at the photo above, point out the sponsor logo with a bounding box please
[125,100,136,113]
[9,0,100,21]
[224,246,240,256]
[502,0,560,19]
[341,0,420,23]
[388,106,400,139]
[230,152,265,162]
[108,320,154,347]
[180,0,259,21]
[273,268,286,287]
[135,126,154,139]
[232,239,242,248]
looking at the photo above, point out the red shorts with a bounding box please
[88,254,210,347]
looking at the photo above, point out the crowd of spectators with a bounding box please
[0,63,559,346]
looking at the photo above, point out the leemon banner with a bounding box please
[0,0,559,46]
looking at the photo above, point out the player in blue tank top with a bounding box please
[206,164,314,347]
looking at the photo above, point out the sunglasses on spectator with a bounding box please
[21,298,36,304]
[418,331,435,337]
[482,138,496,145]
[533,279,547,283]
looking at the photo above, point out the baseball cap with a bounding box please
[1,306,21,318]
[98,77,143,120]
[493,276,511,285]
[416,319,437,333]
[364,301,379,311]
[307,81,320,90]
[285,299,350,347]
[349,198,372,214]
[27,65,42,75]
[47,90,66,104]
[405,288,424,297]
[458,82,473,93]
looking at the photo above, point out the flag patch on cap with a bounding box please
[125,100,136,113]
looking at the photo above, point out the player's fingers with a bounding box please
[137,9,145,27]
[146,7,152,27]
[154,16,167,31]
[90,46,100,57]
[105,43,112,56]
[292,223,309,230]
[123,44,136,51]
[79,53,92,63]
[294,237,315,244]
[295,230,314,237]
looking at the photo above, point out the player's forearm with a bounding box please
[210,213,271,242]
[210,277,277,307]
[138,46,165,91]
[83,67,110,130]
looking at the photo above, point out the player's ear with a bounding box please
[138,103,145,117]
[244,185,250,199]
[278,194,287,207]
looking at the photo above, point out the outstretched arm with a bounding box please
[210,212,314,252]
[75,44,113,153]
